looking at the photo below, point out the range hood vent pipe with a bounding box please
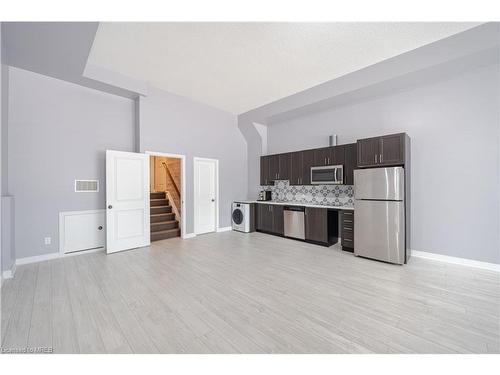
[329,134,338,147]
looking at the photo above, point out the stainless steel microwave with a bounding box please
[311,165,344,185]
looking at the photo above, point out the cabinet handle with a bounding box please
[380,154,383,163]
[375,154,378,164]
[324,157,327,165]
[344,220,352,223]
[344,238,353,242]
[343,226,353,230]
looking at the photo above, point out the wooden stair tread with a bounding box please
[151,220,178,226]
[152,228,180,234]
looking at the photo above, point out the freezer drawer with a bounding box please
[354,200,405,264]
[354,167,404,201]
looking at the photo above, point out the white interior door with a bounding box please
[194,158,217,234]
[106,150,150,254]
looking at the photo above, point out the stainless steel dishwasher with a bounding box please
[283,206,305,240]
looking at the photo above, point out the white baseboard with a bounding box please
[16,247,104,266]
[217,226,232,233]
[183,233,196,239]
[2,263,16,280]
[411,250,499,272]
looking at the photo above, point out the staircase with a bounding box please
[150,192,181,241]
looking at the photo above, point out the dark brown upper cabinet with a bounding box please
[331,145,345,165]
[305,207,328,243]
[357,133,406,167]
[301,150,315,185]
[269,154,280,181]
[344,143,357,185]
[289,151,303,185]
[357,137,380,167]
[260,153,292,185]
[380,134,405,166]
[313,145,344,167]
[260,156,271,186]
[278,153,291,181]
[314,147,331,166]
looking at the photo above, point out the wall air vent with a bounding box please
[75,180,99,193]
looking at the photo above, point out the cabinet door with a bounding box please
[278,153,291,181]
[260,156,270,186]
[257,204,273,232]
[331,145,345,165]
[290,151,303,185]
[341,210,354,250]
[302,150,315,185]
[344,143,357,185]
[305,207,328,243]
[269,155,280,181]
[357,137,379,167]
[379,134,405,166]
[271,205,284,235]
[313,147,330,166]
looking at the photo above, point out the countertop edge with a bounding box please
[235,200,354,211]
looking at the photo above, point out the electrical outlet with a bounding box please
[44,237,51,245]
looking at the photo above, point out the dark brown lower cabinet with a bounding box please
[305,207,328,243]
[341,210,354,251]
[272,205,284,235]
[257,204,273,232]
[256,204,283,235]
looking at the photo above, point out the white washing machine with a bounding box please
[231,202,254,233]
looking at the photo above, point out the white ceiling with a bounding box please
[88,22,481,114]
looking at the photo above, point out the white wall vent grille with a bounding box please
[75,180,99,193]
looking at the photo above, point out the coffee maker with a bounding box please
[258,190,272,201]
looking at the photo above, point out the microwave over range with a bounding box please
[310,165,344,185]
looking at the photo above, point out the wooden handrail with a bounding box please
[161,161,181,198]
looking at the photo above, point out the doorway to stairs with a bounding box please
[147,152,186,241]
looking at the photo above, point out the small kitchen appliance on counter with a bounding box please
[258,190,272,201]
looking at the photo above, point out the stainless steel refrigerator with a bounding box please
[354,167,406,264]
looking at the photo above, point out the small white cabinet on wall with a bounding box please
[59,210,105,254]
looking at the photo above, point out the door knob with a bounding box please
[108,205,113,209]
[211,199,215,202]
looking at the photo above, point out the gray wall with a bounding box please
[8,67,135,259]
[266,64,499,264]
[138,86,246,234]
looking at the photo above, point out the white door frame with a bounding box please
[145,151,187,239]
[193,157,219,235]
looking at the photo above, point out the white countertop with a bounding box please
[235,200,354,210]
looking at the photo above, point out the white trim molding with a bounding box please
[16,248,104,266]
[412,250,500,272]
[2,263,16,280]
[217,226,232,233]
[183,233,196,239]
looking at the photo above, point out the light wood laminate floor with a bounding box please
[2,231,499,353]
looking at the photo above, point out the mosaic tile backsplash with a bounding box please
[261,181,354,207]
